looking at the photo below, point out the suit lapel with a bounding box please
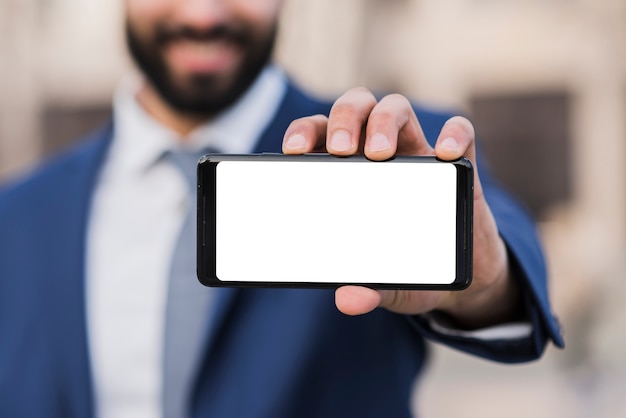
[41,124,114,417]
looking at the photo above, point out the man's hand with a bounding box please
[281,87,523,330]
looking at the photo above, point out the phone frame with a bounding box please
[197,153,473,290]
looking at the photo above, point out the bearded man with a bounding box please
[0,1,563,417]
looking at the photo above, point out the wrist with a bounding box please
[435,244,525,330]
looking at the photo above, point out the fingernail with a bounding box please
[439,137,459,153]
[330,130,352,152]
[284,133,306,150]
[369,133,391,152]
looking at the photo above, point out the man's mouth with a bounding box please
[156,24,247,75]
[164,38,242,74]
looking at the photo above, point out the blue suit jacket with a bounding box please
[0,82,563,417]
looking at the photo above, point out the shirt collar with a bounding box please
[189,65,287,154]
[110,65,287,176]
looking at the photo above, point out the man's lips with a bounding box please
[164,39,242,74]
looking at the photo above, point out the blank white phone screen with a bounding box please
[214,161,457,285]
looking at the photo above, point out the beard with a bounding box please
[125,19,276,117]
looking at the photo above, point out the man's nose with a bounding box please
[176,0,230,30]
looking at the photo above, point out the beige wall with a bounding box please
[0,0,40,179]
[1,1,625,416]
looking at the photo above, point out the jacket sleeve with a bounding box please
[409,146,564,363]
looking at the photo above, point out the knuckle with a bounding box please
[370,95,413,130]
[383,93,411,107]
[331,87,377,119]
[385,290,406,311]
[329,102,359,120]
[445,116,475,138]
[370,110,397,129]
[348,86,376,102]
[287,115,323,136]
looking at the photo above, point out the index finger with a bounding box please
[325,87,378,156]
[363,94,433,161]
[282,87,378,155]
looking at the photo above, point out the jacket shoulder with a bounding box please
[0,123,112,213]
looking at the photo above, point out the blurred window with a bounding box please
[470,91,572,219]
[42,103,111,156]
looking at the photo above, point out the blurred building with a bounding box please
[1,0,625,417]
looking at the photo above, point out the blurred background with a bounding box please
[1,0,625,416]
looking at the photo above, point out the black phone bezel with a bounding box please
[197,153,473,290]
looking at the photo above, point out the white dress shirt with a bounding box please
[87,66,287,418]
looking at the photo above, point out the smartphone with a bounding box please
[197,154,473,290]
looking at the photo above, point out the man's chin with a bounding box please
[170,70,237,95]
[154,78,243,116]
